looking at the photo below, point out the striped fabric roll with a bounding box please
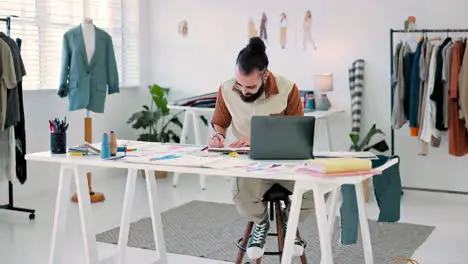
[349,59,366,150]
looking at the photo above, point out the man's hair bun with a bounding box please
[247,37,266,54]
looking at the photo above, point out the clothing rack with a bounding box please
[390,28,468,196]
[0,16,36,220]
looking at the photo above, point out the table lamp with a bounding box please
[314,73,333,111]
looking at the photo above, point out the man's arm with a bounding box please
[284,84,304,116]
[211,86,232,136]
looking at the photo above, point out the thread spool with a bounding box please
[117,146,127,153]
[101,133,110,159]
[109,131,117,156]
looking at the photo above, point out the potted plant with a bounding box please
[127,84,184,178]
[349,124,388,153]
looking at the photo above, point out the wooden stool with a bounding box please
[235,184,308,264]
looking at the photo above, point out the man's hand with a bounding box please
[209,132,225,148]
[229,137,250,148]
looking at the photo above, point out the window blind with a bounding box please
[0,0,140,90]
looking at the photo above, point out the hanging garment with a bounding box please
[408,39,424,136]
[418,40,435,155]
[430,37,452,132]
[14,79,27,184]
[391,42,406,129]
[348,59,365,145]
[58,25,119,113]
[403,46,414,119]
[458,38,468,130]
[449,41,468,156]
[443,43,455,122]
[0,32,25,129]
[0,38,17,131]
[420,44,441,146]
[443,43,455,128]
[418,39,430,129]
[0,37,17,182]
[0,128,12,182]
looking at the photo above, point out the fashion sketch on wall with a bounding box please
[178,20,188,37]
[259,12,268,42]
[248,18,258,39]
[280,13,288,49]
[303,10,317,50]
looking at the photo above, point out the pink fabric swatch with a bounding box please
[296,168,380,177]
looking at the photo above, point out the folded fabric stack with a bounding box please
[172,92,218,108]
[298,158,375,177]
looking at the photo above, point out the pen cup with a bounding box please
[50,132,67,154]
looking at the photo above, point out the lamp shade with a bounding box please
[314,73,334,92]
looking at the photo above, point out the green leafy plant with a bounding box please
[349,124,389,152]
[127,84,184,143]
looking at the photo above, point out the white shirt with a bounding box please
[280,18,288,28]
[420,43,440,143]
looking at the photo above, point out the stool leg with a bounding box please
[297,230,308,264]
[236,222,254,264]
[275,201,285,262]
[255,258,262,264]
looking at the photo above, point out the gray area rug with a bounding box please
[96,201,434,264]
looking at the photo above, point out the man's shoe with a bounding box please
[246,219,270,260]
[281,209,307,257]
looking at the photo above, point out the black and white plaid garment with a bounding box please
[349,59,365,150]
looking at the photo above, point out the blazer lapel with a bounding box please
[76,26,89,67]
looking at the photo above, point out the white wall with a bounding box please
[150,0,468,192]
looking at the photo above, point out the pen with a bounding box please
[68,152,87,156]
[210,122,223,139]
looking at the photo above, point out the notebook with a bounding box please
[305,158,372,173]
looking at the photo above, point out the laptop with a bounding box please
[249,116,315,160]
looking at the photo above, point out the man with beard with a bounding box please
[210,37,314,260]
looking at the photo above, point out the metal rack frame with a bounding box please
[0,16,36,220]
[390,28,468,195]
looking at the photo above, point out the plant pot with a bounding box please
[141,170,168,179]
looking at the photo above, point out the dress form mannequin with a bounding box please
[81,18,95,64]
[71,18,105,204]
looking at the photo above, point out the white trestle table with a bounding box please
[168,105,346,190]
[25,142,397,264]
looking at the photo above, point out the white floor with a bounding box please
[1,171,468,264]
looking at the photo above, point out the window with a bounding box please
[0,0,140,90]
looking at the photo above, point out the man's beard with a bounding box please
[238,84,265,103]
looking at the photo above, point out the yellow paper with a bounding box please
[307,158,372,173]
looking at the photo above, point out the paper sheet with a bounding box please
[313,151,377,159]
[124,154,223,167]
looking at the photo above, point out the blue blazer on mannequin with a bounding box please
[58,25,119,113]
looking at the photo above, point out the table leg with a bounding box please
[173,110,190,187]
[191,111,207,190]
[49,165,73,264]
[324,118,333,151]
[355,183,374,264]
[145,170,168,264]
[73,166,99,264]
[327,188,340,238]
[115,169,138,264]
[314,188,333,264]
[281,184,305,264]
